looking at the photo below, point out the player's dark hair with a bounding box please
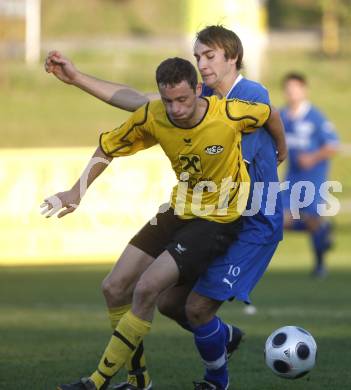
[156,57,198,91]
[282,72,307,86]
[196,25,244,70]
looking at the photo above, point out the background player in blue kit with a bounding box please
[45,26,286,390]
[280,72,339,278]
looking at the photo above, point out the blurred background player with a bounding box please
[45,26,286,390]
[280,72,339,278]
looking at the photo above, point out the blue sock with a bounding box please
[311,223,330,268]
[193,316,228,389]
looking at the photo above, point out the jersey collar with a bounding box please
[226,74,244,98]
[289,100,311,120]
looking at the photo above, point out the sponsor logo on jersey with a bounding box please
[179,154,202,174]
[205,145,224,155]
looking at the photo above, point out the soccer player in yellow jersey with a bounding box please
[42,57,284,390]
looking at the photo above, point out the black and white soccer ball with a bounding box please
[264,325,317,379]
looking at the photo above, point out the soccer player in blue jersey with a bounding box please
[183,26,284,390]
[280,72,339,278]
[45,25,285,390]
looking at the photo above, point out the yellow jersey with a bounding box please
[100,96,270,223]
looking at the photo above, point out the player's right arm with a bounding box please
[40,146,113,218]
[45,50,159,112]
[41,104,157,218]
[99,103,157,157]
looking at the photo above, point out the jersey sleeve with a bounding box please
[317,116,339,147]
[238,82,270,105]
[100,103,158,157]
[226,99,271,133]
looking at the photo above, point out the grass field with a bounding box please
[1,227,351,390]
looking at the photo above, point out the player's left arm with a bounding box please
[298,118,339,169]
[297,144,339,170]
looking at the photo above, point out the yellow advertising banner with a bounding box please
[188,0,267,35]
[187,0,268,80]
[0,147,175,265]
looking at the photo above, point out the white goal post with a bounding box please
[0,0,41,64]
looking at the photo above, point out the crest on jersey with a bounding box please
[205,145,224,155]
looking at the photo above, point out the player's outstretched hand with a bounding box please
[40,190,80,219]
[44,50,79,84]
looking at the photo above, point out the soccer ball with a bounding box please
[264,326,317,379]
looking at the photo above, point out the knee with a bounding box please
[134,278,159,306]
[101,275,131,305]
[185,300,211,327]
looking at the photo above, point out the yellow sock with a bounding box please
[108,305,151,387]
[126,342,151,388]
[90,310,152,390]
[108,304,131,329]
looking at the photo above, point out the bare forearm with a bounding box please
[266,108,287,163]
[71,146,113,198]
[41,146,112,218]
[46,51,153,111]
[72,72,149,112]
[312,144,339,163]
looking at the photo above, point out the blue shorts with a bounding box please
[192,240,279,303]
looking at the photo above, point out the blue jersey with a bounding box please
[202,77,283,243]
[280,103,339,188]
